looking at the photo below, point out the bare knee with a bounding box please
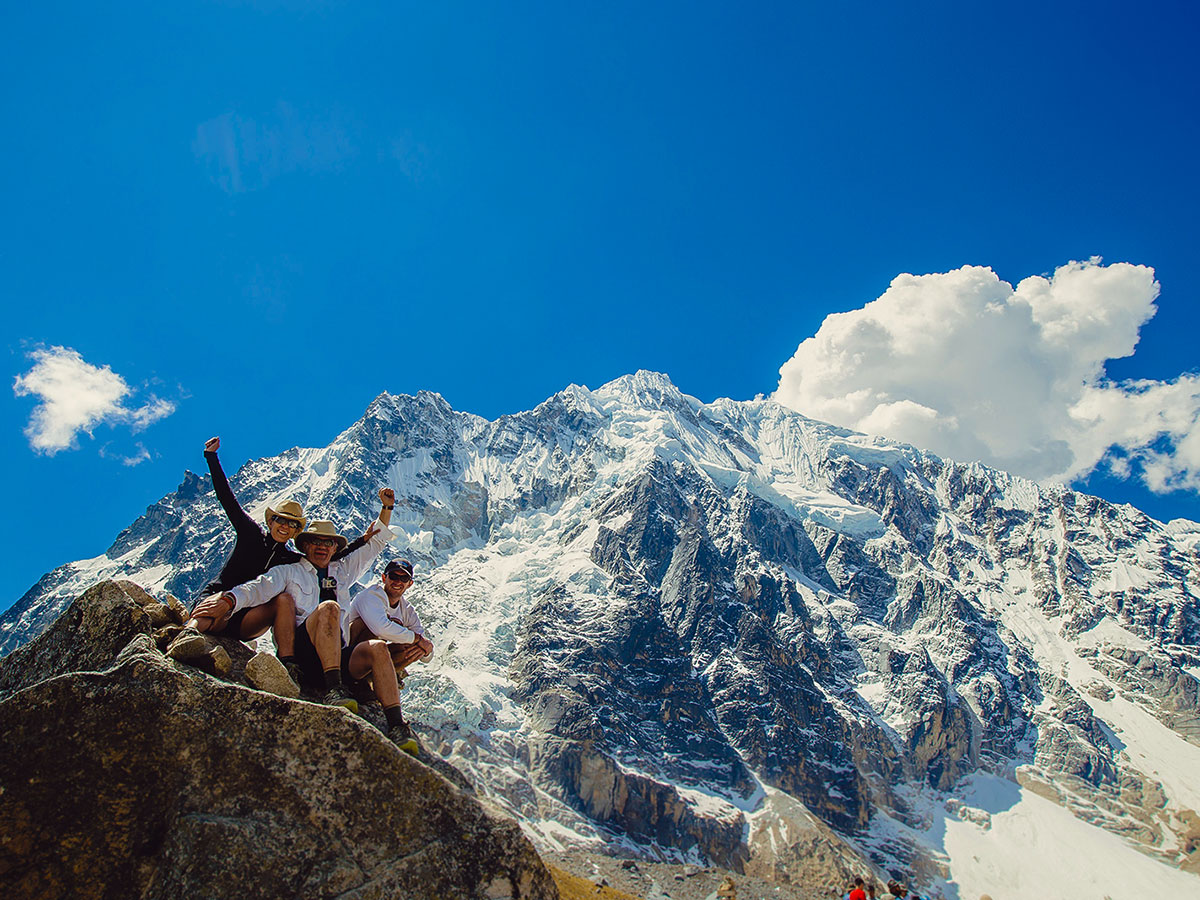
[368,640,390,665]
[275,592,295,612]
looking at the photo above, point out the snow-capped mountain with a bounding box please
[4,371,1199,898]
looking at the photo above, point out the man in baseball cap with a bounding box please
[342,557,432,754]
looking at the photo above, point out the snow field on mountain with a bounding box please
[930,774,1197,900]
[991,575,1200,827]
[864,774,1200,900]
[1083,670,1200,815]
[1,547,178,647]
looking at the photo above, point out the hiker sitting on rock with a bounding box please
[188,437,376,656]
[200,489,398,712]
[342,558,432,753]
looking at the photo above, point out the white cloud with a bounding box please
[193,102,357,194]
[774,259,1200,494]
[128,397,176,431]
[12,346,177,455]
[105,443,153,467]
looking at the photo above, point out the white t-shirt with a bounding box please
[345,582,427,654]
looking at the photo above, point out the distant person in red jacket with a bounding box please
[849,877,867,900]
[187,437,374,663]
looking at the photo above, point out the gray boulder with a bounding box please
[0,581,557,900]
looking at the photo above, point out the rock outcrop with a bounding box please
[0,581,557,900]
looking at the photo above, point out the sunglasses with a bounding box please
[306,537,338,548]
[385,571,413,583]
[271,516,302,530]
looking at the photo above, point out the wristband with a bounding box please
[382,505,394,510]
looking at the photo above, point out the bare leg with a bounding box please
[235,598,278,641]
[306,601,343,672]
[350,640,400,709]
[271,592,296,656]
[353,639,417,753]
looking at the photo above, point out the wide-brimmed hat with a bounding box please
[295,520,347,552]
[264,500,307,531]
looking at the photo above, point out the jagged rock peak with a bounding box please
[358,388,468,425]
[592,369,700,411]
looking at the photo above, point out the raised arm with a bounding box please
[331,526,375,561]
[204,437,257,535]
[330,489,392,561]
[378,487,395,527]
[335,510,396,585]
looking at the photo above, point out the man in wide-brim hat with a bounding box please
[209,488,398,711]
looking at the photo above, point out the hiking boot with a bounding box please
[322,685,359,715]
[165,627,208,664]
[387,721,420,757]
[347,679,374,704]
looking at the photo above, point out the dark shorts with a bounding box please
[213,607,252,640]
[294,621,354,691]
[341,635,371,688]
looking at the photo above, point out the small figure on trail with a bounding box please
[849,877,867,900]
[343,559,433,755]
[204,488,398,712]
[187,436,376,651]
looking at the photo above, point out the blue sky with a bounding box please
[3,2,1199,611]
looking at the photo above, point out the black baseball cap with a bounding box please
[384,559,414,579]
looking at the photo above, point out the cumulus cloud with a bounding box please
[774,259,1200,493]
[12,346,176,455]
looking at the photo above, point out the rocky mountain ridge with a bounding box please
[3,371,1199,897]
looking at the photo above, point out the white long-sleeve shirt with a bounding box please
[345,583,426,650]
[229,519,394,629]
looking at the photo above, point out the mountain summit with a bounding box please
[3,372,1198,897]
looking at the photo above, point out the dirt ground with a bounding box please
[543,849,850,900]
